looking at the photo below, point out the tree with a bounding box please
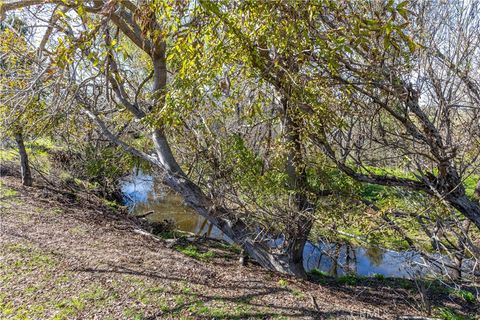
[0,16,35,186]
[4,0,478,279]
[194,0,480,279]
[200,0,480,232]
[308,0,480,230]
[1,0,333,276]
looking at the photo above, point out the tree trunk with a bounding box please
[160,169,308,276]
[145,53,309,277]
[282,96,314,276]
[14,132,32,187]
[88,40,312,277]
[446,194,480,231]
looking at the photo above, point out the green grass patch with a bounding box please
[176,244,215,261]
[0,149,17,162]
[291,288,306,299]
[337,273,361,286]
[0,243,56,278]
[186,300,257,319]
[54,297,86,320]
[209,241,242,254]
[309,268,328,278]
[277,279,288,288]
[435,307,473,320]
[449,288,476,304]
[123,307,145,320]
[26,137,58,151]
[1,187,18,198]
[372,273,385,280]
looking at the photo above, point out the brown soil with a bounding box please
[0,175,474,319]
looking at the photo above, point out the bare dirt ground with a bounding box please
[0,175,476,319]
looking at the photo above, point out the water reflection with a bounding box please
[121,171,225,239]
[365,246,385,267]
[302,242,425,277]
[120,172,468,279]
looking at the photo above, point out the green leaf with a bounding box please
[397,0,409,11]
[398,30,416,52]
[364,19,380,26]
[383,36,391,50]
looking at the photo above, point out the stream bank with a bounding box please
[121,172,476,280]
[2,173,478,319]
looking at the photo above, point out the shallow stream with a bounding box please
[121,172,469,279]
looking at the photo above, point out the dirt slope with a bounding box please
[0,175,459,319]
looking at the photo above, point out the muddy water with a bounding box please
[121,172,225,240]
[121,172,458,279]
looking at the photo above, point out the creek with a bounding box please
[121,171,471,279]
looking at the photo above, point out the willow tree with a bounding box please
[1,0,346,276]
[188,0,417,266]
[191,0,480,280]
[308,0,480,233]
[200,0,480,236]
[8,0,470,277]
[311,0,480,271]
